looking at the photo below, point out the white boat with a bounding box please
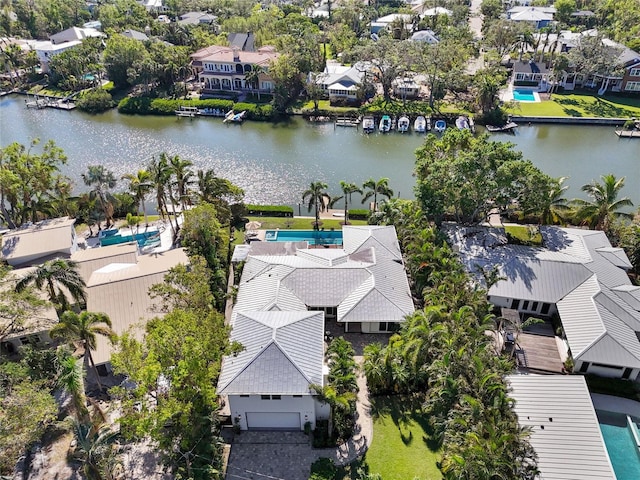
[379,115,391,133]
[397,115,410,133]
[223,110,246,123]
[175,106,198,118]
[434,119,446,133]
[456,115,470,130]
[362,116,375,133]
[414,115,427,133]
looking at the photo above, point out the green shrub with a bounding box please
[348,209,370,221]
[117,96,277,119]
[77,88,114,113]
[246,205,293,217]
[309,458,337,480]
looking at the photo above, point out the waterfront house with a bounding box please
[1,217,78,267]
[71,242,139,284]
[410,30,439,44]
[178,11,217,26]
[511,60,551,91]
[86,248,189,374]
[508,375,616,480]
[506,6,555,29]
[414,6,453,17]
[370,13,413,35]
[448,225,640,380]
[190,45,279,94]
[313,62,366,105]
[220,226,413,430]
[558,30,640,94]
[50,26,104,45]
[392,77,421,99]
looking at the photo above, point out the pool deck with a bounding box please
[592,393,640,418]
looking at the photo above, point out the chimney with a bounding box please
[232,46,240,62]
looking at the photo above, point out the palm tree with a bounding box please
[148,154,177,236]
[81,165,117,228]
[169,155,194,211]
[529,176,571,225]
[57,353,90,423]
[362,177,394,212]
[244,64,264,100]
[70,415,121,480]
[50,311,114,392]
[15,259,86,311]
[573,174,634,231]
[122,169,153,226]
[338,181,363,224]
[302,181,330,230]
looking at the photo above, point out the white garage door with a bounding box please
[246,412,301,430]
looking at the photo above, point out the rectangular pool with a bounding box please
[513,89,538,102]
[597,410,640,479]
[265,229,343,245]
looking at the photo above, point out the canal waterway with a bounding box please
[1,95,638,206]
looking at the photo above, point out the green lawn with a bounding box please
[245,215,368,230]
[508,91,640,118]
[299,100,360,114]
[359,396,442,480]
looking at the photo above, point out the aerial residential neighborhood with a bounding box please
[1,1,640,480]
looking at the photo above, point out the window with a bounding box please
[379,322,399,332]
[541,303,550,315]
[625,81,640,91]
[293,395,302,398]
[592,363,623,370]
[579,362,590,373]
[261,395,270,400]
[531,302,539,312]
[260,395,280,400]
[510,299,520,310]
[630,68,640,77]
[522,301,529,311]
[271,395,281,400]
[240,394,250,398]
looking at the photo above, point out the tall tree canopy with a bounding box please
[414,130,553,224]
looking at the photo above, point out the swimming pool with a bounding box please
[99,228,160,247]
[512,89,538,102]
[597,410,640,479]
[265,229,343,245]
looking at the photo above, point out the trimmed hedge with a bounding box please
[246,205,293,217]
[348,209,370,220]
[117,97,274,120]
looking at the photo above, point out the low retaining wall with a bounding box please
[511,115,630,126]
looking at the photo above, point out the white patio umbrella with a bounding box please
[245,220,262,230]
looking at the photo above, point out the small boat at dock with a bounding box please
[455,115,470,130]
[335,116,360,127]
[486,122,518,133]
[397,115,410,133]
[175,106,198,118]
[414,115,427,133]
[198,107,226,117]
[379,115,391,133]
[223,110,246,123]
[362,116,375,133]
[434,119,446,133]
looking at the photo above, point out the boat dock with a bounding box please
[615,130,640,138]
[25,96,76,110]
[335,116,360,127]
[486,122,518,132]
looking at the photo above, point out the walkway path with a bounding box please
[224,357,373,479]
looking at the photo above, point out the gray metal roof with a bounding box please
[449,225,640,369]
[342,225,403,261]
[218,311,324,395]
[508,375,615,480]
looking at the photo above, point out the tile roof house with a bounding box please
[1,217,78,267]
[508,375,616,480]
[190,45,279,94]
[448,226,640,380]
[222,226,413,430]
[86,248,189,368]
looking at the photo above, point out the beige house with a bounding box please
[86,248,189,371]
[191,45,279,93]
[1,217,78,267]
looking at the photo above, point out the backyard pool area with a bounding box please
[98,227,160,247]
[264,229,343,245]
[597,410,640,479]
[512,89,540,102]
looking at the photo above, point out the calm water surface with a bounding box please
[1,95,638,205]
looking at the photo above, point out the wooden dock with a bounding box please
[486,121,518,132]
[25,97,76,110]
[335,116,360,127]
[615,130,640,138]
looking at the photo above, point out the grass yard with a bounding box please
[504,225,543,246]
[509,91,640,118]
[359,396,442,480]
[245,215,368,230]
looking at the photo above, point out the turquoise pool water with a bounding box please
[513,89,537,101]
[99,229,159,247]
[265,229,343,245]
[597,410,640,479]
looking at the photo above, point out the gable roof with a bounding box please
[1,217,75,267]
[228,32,255,52]
[71,243,138,283]
[50,26,104,44]
[218,311,324,395]
[449,225,640,369]
[316,62,365,88]
[122,29,149,41]
[508,375,615,480]
[87,248,189,364]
